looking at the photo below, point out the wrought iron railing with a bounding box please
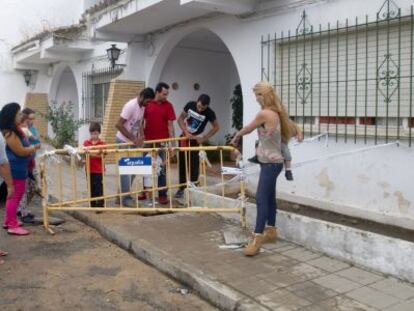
[261,0,414,146]
[82,66,123,123]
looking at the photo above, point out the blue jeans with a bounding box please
[116,138,136,201]
[255,162,283,234]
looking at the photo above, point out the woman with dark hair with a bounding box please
[0,103,39,235]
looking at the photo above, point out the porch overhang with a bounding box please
[90,0,255,40]
[180,0,256,15]
[12,29,94,70]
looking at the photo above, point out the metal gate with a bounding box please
[40,140,246,234]
[261,0,414,146]
[82,66,123,123]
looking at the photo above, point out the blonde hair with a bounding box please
[253,81,292,142]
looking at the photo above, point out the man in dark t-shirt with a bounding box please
[175,94,219,198]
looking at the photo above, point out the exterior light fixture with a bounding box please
[106,44,121,68]
[23,70,32,86]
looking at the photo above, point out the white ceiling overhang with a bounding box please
[91,0,255,40]
[12,36,94,69]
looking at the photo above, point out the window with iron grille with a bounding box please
[261,0,414,146]
[82,67,122,122]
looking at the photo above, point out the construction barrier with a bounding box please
[39,138,247,234]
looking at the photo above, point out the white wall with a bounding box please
[244,136,414,230]
[54,70,79,119]
[0,0,83,106]
[2,0,412,229]
[159,45,239,144]
[44,41,128,145]
[141,0,414,156]
[132,0,414,230]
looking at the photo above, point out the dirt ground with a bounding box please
[0,210,218,311]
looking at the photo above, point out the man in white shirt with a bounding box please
[115,87,155,207]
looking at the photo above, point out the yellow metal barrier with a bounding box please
[40,139,246,234]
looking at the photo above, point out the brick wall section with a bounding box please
[101,80,144,163]
[101,79,145,143]
[24,93,49,139]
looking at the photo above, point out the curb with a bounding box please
[189,189,414,284]
[69,211,270,311]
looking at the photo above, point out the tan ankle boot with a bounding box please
[244,234,265,256]
[263,226,278,243]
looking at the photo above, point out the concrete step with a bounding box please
[189,188,414,284]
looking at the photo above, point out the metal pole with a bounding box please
[365,15,369,144]
[354,17,359,143]
[345,18,349,142]
[375,13,380,144]
[410,6,414,146]
[336,20,340,142]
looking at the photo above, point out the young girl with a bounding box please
[0,103,39,235]
[231,81,291,256]
[17,112,38,223]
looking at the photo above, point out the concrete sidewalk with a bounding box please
[67,211,414,311]
[42,159,414,310]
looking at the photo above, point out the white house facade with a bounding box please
[1,0,414,233]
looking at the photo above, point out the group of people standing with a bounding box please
[0,80,299,259]
[0,104,41,256]
[85,80,301,258]
[83,82,220,208]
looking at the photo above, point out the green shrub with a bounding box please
[43,100,86,149]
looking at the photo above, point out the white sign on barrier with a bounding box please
[118,157,152,175]
[221,167,243,175]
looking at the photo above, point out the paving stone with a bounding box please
[256,263,324,290]
[261,244,281,251]
[261,240,295,251]
[256,288,311,310]
[217,267,245,281]
[346,286,401,309]
[262,253,299,268]
[336,267,384,285]
[300,295,378,311]
[231,261,275,277]
[307,256,350,273]
[245,249,274,261]
[370,278,414,300]
[231,276,278,297]
[285,281,337,303]
[384,298,414,311]
[272,244,298,253]
[258,270,305,288]
[202,262,225,274]
[281,247,322,262]
[290,263,327,280]
[55,166,413,311]
[313,274,363,293]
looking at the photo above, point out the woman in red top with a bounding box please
[83,122,105,208]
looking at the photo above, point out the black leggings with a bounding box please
[90,173,104,207]
[178,140,200,190]
[0,182,7,208]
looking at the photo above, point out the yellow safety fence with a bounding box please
[39,138,247,234]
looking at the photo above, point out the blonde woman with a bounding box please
[231,81,291,256]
